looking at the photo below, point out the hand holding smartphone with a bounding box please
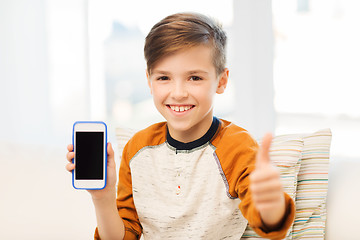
[72,121,107,190]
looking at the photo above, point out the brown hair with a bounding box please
[144,12,227,76]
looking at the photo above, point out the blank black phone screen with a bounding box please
[75,132,104,180]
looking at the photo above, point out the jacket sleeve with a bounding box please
[94,141,142,240]
[217,131,295,240]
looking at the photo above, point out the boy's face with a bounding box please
[147,45,228,143]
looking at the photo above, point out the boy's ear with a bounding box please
[216,68,229,94]
[146,70,153,95]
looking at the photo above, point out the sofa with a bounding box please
[115,127,332,239]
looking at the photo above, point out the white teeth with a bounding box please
[169,105,192,112]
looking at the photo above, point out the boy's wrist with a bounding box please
[92,197,117,215]
[91,190,117,206]
[259,195,286,231]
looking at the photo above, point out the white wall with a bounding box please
[46,0,93,145]
[0,0,91,146]
[0,2,97,239]
[0,0,51,144]
[231,0,275,139]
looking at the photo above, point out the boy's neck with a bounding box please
[167,115,217,144]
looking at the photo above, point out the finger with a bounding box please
[252,190,283,204]
[107,142,115,168]
[250,168,280,184]
[67,144,73,152]
[66,151,75,162]
[65,162,75,172]
[254,201,283,212]
[250,178,283,194]
[256,133,273,168]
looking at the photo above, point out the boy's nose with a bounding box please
[170,81,188,100]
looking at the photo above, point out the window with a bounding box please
[273,0,360,159]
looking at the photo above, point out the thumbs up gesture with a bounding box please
[250,133,286,230]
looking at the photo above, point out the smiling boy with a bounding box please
[66,12,295,239]
[147,44,227,143]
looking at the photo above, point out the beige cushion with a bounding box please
[241,129,331,239]
[115,127,138,158]
[291,129,331,239]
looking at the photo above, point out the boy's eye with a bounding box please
[157,76,169,81]
[189,76,202,81]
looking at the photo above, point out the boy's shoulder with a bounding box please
[212,119,259,183]
[212,118,258,148]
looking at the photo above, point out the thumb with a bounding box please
[107,142,115,168]
[256,133,273,168]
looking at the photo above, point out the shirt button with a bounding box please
[176,186,181,195]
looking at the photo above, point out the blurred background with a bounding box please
[0,0,359,239]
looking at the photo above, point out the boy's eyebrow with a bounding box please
[151,70,171,75]
[187,70,209,75]
[151,70,210,75]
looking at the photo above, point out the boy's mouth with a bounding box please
[167,105,195,113]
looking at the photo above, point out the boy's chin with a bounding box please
[166,120,192,130]
[166,120,195,132]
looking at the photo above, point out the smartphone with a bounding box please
[72,121,107,190]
